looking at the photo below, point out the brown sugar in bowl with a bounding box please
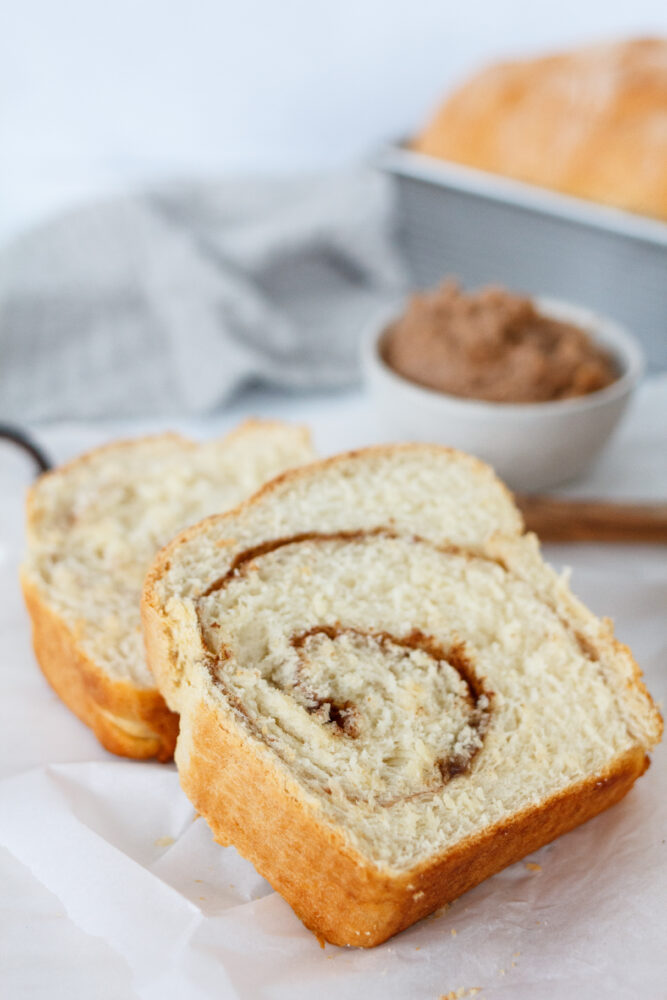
[362,292,643,492]
[382,280,618,405]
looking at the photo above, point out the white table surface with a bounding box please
[0,383,665,999]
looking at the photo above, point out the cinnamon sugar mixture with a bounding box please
[384,280,617,403]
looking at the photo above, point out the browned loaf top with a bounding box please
[413,38,667,220]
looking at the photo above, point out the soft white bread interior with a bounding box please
[21,420,314,759]
[143,445,661,944]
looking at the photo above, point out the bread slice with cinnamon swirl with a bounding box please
[21,420,313,761]
[142,445,662,945]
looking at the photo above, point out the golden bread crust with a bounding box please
[413,38,667,220]
[22,433,190,761]
[22,575,178,759]
[178,698,649,947]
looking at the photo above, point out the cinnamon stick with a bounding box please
[515,496,667,544]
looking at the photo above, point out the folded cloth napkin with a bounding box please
[0,171,408,421]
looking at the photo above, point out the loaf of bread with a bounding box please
[21,421,313,760]
[142,445,661,946]
[413,38,667,220]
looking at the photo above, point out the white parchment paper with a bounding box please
[1,385,665,1000]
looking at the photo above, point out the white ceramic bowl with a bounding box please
[362,297,644,493]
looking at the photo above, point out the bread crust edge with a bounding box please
[176,696,649,947]
[22,575,178,761]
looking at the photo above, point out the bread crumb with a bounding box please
[194,879,203,884]
[525,862,542,872]
[451,928,458,936]
[154,836,175,847]
[513,951,520,958]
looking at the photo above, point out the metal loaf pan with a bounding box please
[378,147,667,371]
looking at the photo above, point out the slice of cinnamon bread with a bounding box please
[21,420,313,760]
[142,445,661,945]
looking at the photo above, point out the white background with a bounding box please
[2,0,667,244]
